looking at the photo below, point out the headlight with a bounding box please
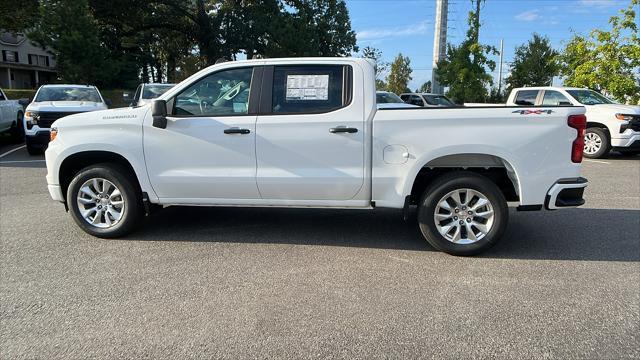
[615,113,634,121]
[24,111,39,129]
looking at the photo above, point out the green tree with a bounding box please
[416,81,431,93]
[385,53,412,95]
[0,0,39,33]
[266,0,358,57]
[29,0,116,86]
[506,33,559,90]
[360,46,388,90]
[435,0,497,103]
[559,0,640,103]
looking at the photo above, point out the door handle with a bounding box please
[329,126,358,134]
[224,127,251,135]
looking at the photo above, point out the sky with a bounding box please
[345,0,634,90]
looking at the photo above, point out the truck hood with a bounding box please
[52,106,148,129]
[26,101,108,113]
[586,103,640,115]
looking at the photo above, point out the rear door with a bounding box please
[255,64,365,200]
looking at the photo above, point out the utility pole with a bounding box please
[431,0,448,95]
[497,39,504,95]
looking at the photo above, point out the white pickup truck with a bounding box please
[506,87,640,158]
[0,88,27,141]
[45,58,588,256]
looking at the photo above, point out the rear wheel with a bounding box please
[583,127,610,159]
[417,172,509,256]
[67,164,143,238]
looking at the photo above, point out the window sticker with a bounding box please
[286,75,329,101]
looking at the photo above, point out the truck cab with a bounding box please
[507,87,640,158]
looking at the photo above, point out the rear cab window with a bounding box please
[271,65,351,114]
[514,90,539,106]
[541,90,571,106]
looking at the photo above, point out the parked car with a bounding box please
[129,83,175,107]
[506,87,640,158]
[376,91,418,109]
[23,85,109,155]
[45,58,588,256]
[0,88,28,141]
[400,93,458,107]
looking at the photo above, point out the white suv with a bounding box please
[24,85,109,155]
[507,87,640,158]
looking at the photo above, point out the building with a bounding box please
[0,31,57,89]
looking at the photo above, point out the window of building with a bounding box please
[28,54,50,67]
[2,50,19,62]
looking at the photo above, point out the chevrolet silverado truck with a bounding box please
[24,84,109,155]
[0,87,28,141]
[44,58,588,256]
[507,87,640,158]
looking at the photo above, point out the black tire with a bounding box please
[9,112,24,143]
[25,137,43,155]
[583,127,610,159]
[66,164,143,238]
[417,171,509,256]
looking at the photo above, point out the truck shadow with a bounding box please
[132,206,639,262]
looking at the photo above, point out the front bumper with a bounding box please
[25,130,50,148]
[545,177,588,210]
[611,132,640,148]
[48,184,64,202]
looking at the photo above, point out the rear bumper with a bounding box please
[545,177,588,210]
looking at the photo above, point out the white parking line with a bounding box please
[0,145,26,159]
[584,159,610,164]
[0,160,45,164]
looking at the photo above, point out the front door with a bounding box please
[144,66,260,201]
[256,64,365,200]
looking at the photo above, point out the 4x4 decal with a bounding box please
[512,109,554,115]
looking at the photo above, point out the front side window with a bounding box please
[142,84,174,100]
[376,92,403,104]
[35,87,102,102]
[514,90,539,106]
[566,89,615,105]
[174,67,253,116]
[542,90,570,106]
[272,65,347,114]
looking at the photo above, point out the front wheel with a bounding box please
[583,127,610,159]
[9,112,24,142]
[417,172,509,256]
[67,164,143,238]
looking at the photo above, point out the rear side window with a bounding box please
[272,65,349,114]
[514,90,539,106]
[542,90,570,106]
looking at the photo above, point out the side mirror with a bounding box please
[152,100,167,129]
[18,98,30,107]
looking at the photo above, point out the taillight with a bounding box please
[568,114,587,163]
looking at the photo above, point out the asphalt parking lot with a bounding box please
[1,138,638,359]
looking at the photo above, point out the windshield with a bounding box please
[142,84,174,99]
[35,87,102,102]
[423,95,455,106]
[376,92,404,104]
[566,90,616,105]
